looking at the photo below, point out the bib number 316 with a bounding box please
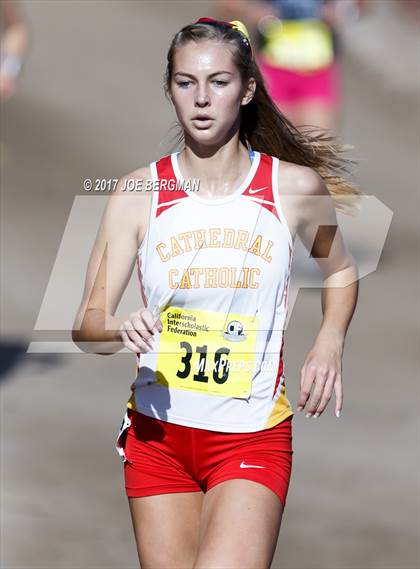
[156,306,258,398]
[177,341,230,384]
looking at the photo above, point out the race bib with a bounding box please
[260,19,334,72]
[156,306,258,398]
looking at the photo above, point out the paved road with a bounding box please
[1,1,419,568]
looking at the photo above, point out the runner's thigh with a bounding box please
[129,491,204,569]
[194,479,283,569]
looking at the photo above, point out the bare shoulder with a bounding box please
[105,164,154,246]
[114,165,153,193]
[276,160,329,237]
[278,160,327,196]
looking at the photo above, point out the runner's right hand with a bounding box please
[119,308,163,353]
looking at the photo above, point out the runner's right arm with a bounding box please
[72,167,161,355]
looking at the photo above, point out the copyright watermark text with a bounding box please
[83,178,200,192]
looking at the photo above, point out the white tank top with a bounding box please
[125,150,294,432]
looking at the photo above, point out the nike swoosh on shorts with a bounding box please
[240,461,266,469]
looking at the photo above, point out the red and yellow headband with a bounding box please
[194,17,253,57]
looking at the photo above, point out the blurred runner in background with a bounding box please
[219,0,366,132]
[0,0,29,101]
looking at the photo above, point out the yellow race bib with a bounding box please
[260,19,334,72]
[156,306,258,398]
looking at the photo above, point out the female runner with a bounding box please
[73,17,360,569]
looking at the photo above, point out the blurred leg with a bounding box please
[282,61,341,132]
[274,101,304,127]
[295,99,339,132]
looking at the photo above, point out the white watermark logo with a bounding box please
[27,195,393,353]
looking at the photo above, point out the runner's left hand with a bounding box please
[297,335,343,418]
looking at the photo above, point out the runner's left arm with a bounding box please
[293,167,359,418]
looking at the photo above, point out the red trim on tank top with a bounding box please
[272,336,285,399]
[155,155,189,218]
[243,154,280,221]
[154,152,283,221]
[271,243,293,399]
[283,243,293,309]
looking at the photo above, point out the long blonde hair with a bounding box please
[164,21,362,214]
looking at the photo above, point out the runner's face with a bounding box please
[170,40,253,145]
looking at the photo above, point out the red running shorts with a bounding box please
[119,409,294,508]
